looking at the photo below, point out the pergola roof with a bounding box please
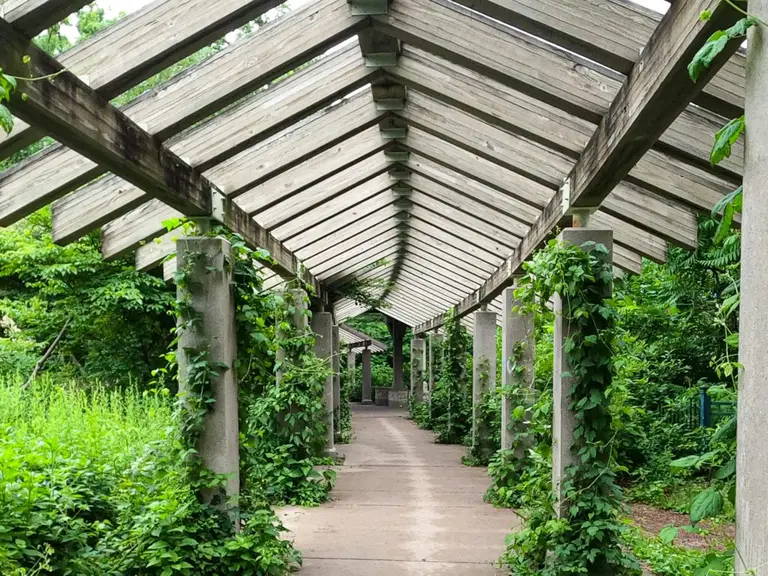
[338,323,388,353]
[0,0,744,331]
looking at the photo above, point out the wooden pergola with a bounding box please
[0,0,765,570]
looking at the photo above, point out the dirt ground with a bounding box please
[630,503,735,550]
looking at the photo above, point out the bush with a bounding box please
[0,377,300,575]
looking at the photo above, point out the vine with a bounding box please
[501,239,638,575]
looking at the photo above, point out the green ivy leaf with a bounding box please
[710,116,744,166]
[670,455,700,469]
[714,458,736,480]
[689,18,758,82]
[659,525,679,544]
[700,10,712,21]
[0,104,13,135]
[690,488,724,524]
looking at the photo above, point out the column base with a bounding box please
[388,389,409,409]
[361,399,374,405]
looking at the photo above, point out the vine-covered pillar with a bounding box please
[428,333,442,400]
[332,325,341,441]
[552,228,612,516]
[361,347,373,404]
[311,310,335,453]
[739,13,768,572]
[410,337,426,402]
[472,307,497,460]
[501,283,535,453]
[276,288,308,385]
[347,349,356,390]
[176,237,239,506]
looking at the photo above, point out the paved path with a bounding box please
[279,405,520,575]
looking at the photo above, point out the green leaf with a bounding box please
[690,488,724,524]
[670,455,700,469]
[710,116,744,166]
[689,18,758,82]
[714,458,736,480]
[659,525,679,544]
[0,104,13,135]
[700,9,712,21]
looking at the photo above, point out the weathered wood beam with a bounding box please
[0,0,366,227]
[51,44,376,244]
[414,0,743,334]
[0,18,321,288]
[358,28,400,67]
[0,0,284,158]
[450,0,744,117]
[3,0,90,36]
[373,0,743,179]
[389,46,738,214]
[302,219,400,268]
[314,233,400,278]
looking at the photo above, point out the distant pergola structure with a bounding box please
[1,0,766,569]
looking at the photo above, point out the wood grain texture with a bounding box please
[238,129,388,216]
[450,0,744,117]
[0,0,283,158]
[301,219,399,268]
[3,0,90,36]
[51,45,374,244]
[1,0,365,226]
[270,170,394,239]
[414,0,741,334]
[313,230,400,276]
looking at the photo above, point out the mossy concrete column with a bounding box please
[553,228,612,516]
[410,337,425,402]
[501,284,535,453]
[428,333,442,399]
[176,237,239,505]
[472,308,497,461]
[361,347,373,404]
[311,311,335,453]
[738,14,768,573]
[332,325,341,441]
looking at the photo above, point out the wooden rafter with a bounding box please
[414,0,744,334]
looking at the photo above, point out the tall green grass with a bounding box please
[0,376,298,575]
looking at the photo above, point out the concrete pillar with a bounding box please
[361,347,373,404]
[501,285,535,453]
[472,309,497,460]
[276,288,308,385]
[428,333,442,397]
[176,237,239,507]
[552,228,612,516]
[332,326,341,440]
[410,337,426,402]
[311,311,335,453]
[738,15,768,573]
[391,319,406,390]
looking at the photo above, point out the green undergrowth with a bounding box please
[0,376,300,575]
[624,525,705,576]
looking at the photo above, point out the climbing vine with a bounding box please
[501,239,638,575]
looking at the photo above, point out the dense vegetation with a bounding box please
[408,218,740,576]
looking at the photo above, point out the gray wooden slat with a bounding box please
[3,0,90,36]
[1,0,284,158]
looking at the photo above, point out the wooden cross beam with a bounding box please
[414,0,744,334]
[0,17,322,292]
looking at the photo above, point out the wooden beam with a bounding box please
[449,0,743,117]
[302,219,400,268]
[0,19,321,288]
[414,0,742,334]
[389,45,739,214]
[0,0,366,227]
[297,209,399,262]
[3,0,90,36]
[51,44,376,244]
[1,0,284,158]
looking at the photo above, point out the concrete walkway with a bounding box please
[279,404,520,575]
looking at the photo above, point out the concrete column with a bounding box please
[428,333,442,396]
[176,237,238,507]
[391,319,406,390]
[332,326,341,440]
[501,285,535,453]
[472,309,497,460]
[311,311,335,453]
[553,228,612,516]
[738,15,768,573]
[276,288,308,385]
[361,347,373,404]
[410,337,426,402]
